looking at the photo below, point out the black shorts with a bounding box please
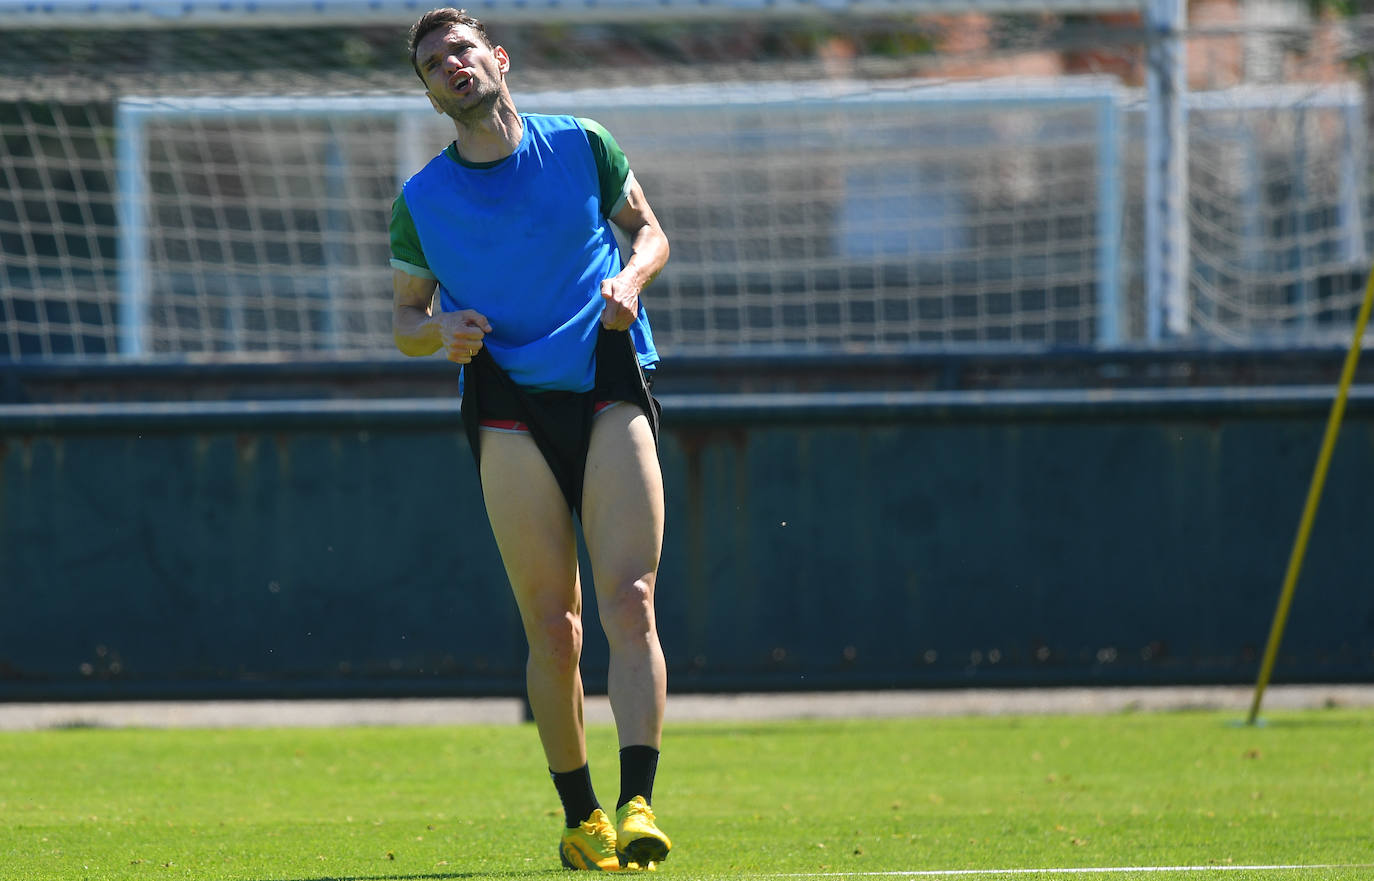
[460,328,660,517]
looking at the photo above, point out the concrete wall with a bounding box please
[3,384,1372,700]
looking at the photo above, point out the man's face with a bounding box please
[416,24,509,122]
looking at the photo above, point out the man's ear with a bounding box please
[494,45,510,74]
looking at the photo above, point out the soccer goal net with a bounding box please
[113,80,1124,357]
[1,3,1370,358]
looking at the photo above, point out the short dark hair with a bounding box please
[407,8,494,83]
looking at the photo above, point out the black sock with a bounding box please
[617,745,660,810]
[550,764,601,829]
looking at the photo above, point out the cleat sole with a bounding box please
[618,837,670,869]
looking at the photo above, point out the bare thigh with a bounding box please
[478,429,580,622]
[581,404,665,597]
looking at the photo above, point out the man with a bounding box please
[388,7,673,872]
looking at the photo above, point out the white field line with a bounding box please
[762,865,1374,878]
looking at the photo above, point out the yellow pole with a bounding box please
[1246,265,1374,726]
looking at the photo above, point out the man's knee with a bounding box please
[599,577,657,644]
[527,610,584,674]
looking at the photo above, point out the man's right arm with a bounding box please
[393,269,443,357]
[392,270,493,364]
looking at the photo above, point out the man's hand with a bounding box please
[437,309,493,364]
[600,274,641,331]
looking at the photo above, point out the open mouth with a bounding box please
[449,71,474,94]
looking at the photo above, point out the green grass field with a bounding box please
[1,706,1371,881]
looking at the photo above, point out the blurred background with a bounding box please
[2,0,1372,702]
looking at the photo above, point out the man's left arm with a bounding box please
[601,176,670,331]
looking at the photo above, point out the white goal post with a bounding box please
[114,79,1129,356]
[114,94,427,357]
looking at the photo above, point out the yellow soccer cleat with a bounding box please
[615,796,671,870]
[560,808,622,871]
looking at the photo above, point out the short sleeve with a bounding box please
[578,117,634,217]
[388,193,435,279]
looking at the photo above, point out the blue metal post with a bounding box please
[115,101,149,356]
[1144,0,1189,342]
[1095,94,1122,347]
